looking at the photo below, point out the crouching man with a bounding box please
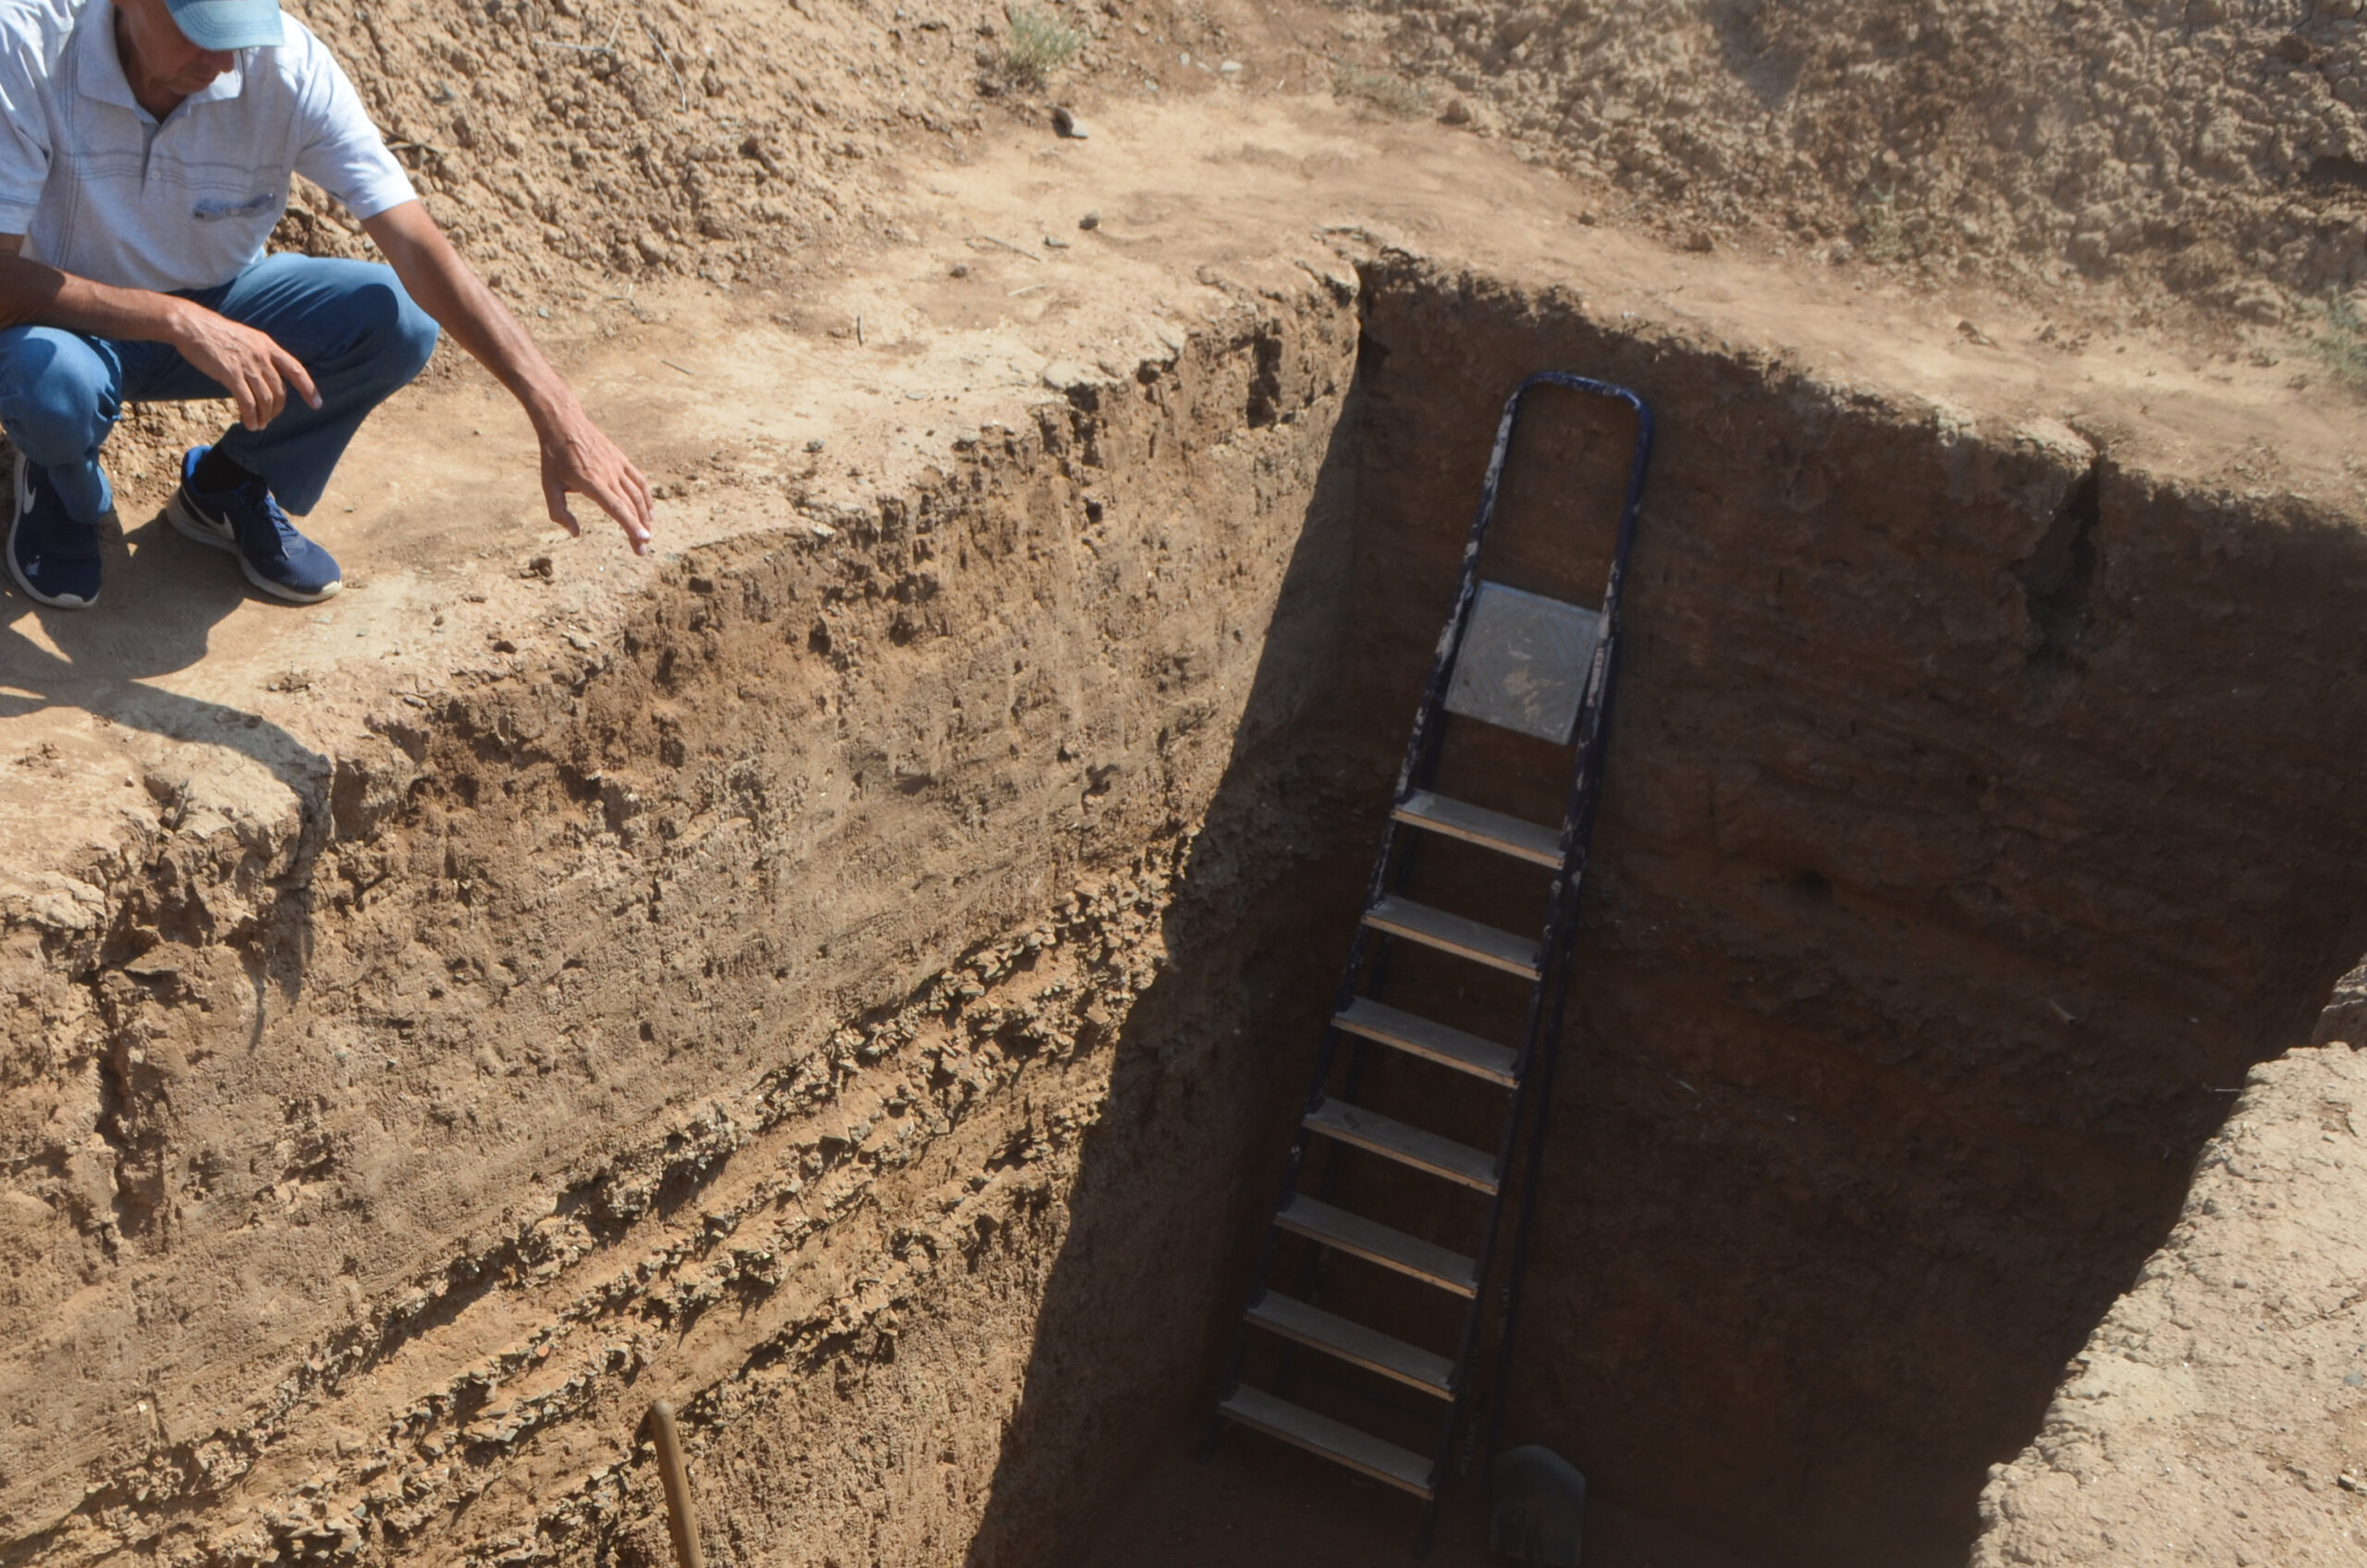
[1,0,652,610]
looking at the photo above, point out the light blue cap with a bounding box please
[165,0,285,50]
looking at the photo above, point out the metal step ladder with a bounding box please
[1210,372,1653,1550]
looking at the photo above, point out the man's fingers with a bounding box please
[541,471,583,538]
[240,359,283,429]
[275,347,322,411]
[608,465,656,552]
[580,471,651,555]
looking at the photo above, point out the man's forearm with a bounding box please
[0,252,196,345]
[361,202,575,430]
[359,198,652,550]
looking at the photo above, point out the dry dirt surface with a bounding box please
[1331,0,2367,324]
[1976,1043,2367,1566]
[5,1,2367,1566]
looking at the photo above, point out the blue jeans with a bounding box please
[0,253,439,525]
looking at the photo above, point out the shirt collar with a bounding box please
[76,2,248,117]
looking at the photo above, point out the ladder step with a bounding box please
[1245,1291,1455,1397]
[1305,1096,1501,1194]
[1393,790,1564,867]
[1274,1194,1479,1298]
[1364,894,1540,978]
[1217,1385,1436,1497]
[1333,998,1518,1086]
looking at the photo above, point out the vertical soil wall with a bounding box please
[0,276,1365,1568]
[10,247,2367,1568]
[1293,255,2367,1566]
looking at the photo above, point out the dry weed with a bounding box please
[1332,64,1428,118]
[1002,4,1085,89]
[2309,292,2367,391]
[1854,189,1927,263]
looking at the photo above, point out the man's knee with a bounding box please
[0,331,112,459]
[342,266,439,386]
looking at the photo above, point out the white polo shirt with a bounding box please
[0,0,414,293]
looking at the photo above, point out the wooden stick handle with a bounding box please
[648,1400,705,1568]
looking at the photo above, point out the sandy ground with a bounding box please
[9,49,2367,1568]
[1976,1044,2367,1567]
[10,88,2362,853]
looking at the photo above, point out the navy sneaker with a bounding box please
[167,447,341,604]
[5,450,101,608]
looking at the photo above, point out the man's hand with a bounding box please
[537,400,653,556]
[363,200,655,556]
[0,236,321,432]
[168,302,320,431]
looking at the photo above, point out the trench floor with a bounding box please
[1083,1435,1774,1568]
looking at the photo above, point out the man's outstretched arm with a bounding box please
[361,200,653,555]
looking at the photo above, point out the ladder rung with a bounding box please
[1274,1194,1478,1297]
[1334,998,1518,1086]
[1364,895,1540,978]
[1217,1385,1435,1497]
[1393,790,1564,867]
[1245,1291,1455,1397]
[1305,1096,1501,1194]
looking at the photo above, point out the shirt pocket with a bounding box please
[191,190,278,222]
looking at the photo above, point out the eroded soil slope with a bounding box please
[1339,0,2367,320]
[0,282,1360,1567]
[1975,1042,2367,1566]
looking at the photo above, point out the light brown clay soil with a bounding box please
[1977,1042,2367,1567]
[6,4,2367,1568]
[1326,0,2367,325]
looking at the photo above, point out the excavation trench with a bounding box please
[7,256,2364,1568]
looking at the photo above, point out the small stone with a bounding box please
[950,262,971,277]
[1078,210,1099,230]
[804,437,826,453]
[1044,235,1070,249]
[1050,104,1088,139]
[1440,96,1471,126]
[1219,59,1241,74]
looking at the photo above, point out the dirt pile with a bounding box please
[1343,0,2367,321]
[274,0,2367,336]
[269,0,1008,299]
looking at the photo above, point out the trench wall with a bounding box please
[0,276,1362,1568]
[1297,256,2367,1566]
[11,250,2367,1568]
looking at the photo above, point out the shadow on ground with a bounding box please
[1,503,329,805]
